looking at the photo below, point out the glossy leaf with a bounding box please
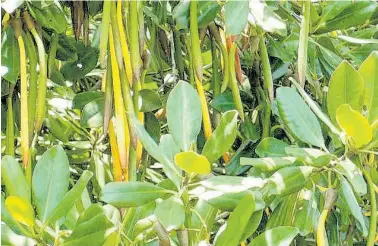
[210,92,236,113]
[5,196,34,227]
[359,51,378,123]
[338,175,368,236]
[1,224,36,246]
[72,91,104,110]
[1,155,30,200]
[138,89,162,112]
[225,0,249,35]
[202,110,238,163]
[154,195,185,231]
[32,145,70,222]
[327,61,364,123]
[174,151,211,175]
[241,210,264,242]
[61,42,99,80]
[267,166,314,196]
[336,104,372,148]
[199,176,265,193]
[100,181,171,208]
[335,158,367,196]
[285,147,333,167]
[166,81,202,151]
[241,156,297,172]
[255,137,289,157]
[62,204,114,246]
[80,98,104,128]
[28,2,67,33]
[248,226,299,246]
[249,1,286,36]
[214,193,255,246]
[131,115,182,187]
[277,87,325,148]
[1,27,19,84]
[45,170,93,225]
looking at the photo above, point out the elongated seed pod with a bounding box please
[23,12,47,133]
[108,121,122,181]
[196,77,212,140]
[259,37,274,102]
[47,33,59,78]
[99,0,111,69]
[24,31,38,141]
[129,1,142,81]
[13,19,29,167]
[190,1,203,81]
[109,26,130,181]
[6,85,15,156]
[117,0,133,85]
[298,0,310,88]
[317,209,328,246]
[229,43,244,121]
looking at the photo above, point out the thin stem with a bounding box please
[6,84,15,156]
[229,42,244,121]
[297,0,310,87]
[99,0,111,69]
[362,167,377,246]
[259,36,274,102]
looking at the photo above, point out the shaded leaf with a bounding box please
[155,195,185,231]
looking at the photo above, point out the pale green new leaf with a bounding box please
[154,195,185,231]
[248,226,299,246]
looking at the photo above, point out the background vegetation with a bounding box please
[1,0,378,245]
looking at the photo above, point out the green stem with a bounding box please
[362,167,377,246]
[211,36,221,127]
[24,31,38,141]
[129,0,142,81]
[297,0,310,87]
[229,43,244,121]
[99,0,111,69]
[190,0,203,82]
[6,85,15,156]
[173,27,185,80]
[259,36,274,102]
[47,33,59,78]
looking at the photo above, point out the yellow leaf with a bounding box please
[336,104,372,148]
[5,196,34,227]
[174,151,211,175]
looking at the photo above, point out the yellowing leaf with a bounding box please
[5,196,35,227]
[174,151,211,175]
[336,104,372,148]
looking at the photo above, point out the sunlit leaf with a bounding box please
[174,151,211,175]
[5,196,34,227]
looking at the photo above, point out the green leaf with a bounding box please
[131,115,182,187]
[32,145,70,222]
[45,170,93,225]
[166,81,202,151]
[55,35,77,61]
[293,190,319,236]
[267,166,314,196]
[327,61,364,123]
[1,155,30,201]
[80,98,104,128]
[1,27,19,84]
[277,87,325,148]
[1,224,36,246]
[247,226,299,246]
[61,42,99,80]
[2,0,24,13]
[241,210,263,242]
[197,1,221,28]
[241,156,297,172]
[199,176,265,193]
[284,147,333,167]
[138,89,162,112]
[210,92,236,113]
[255,137,289,157]
[62,204,114,246]
[72,91,104,110]
[359,51,378,123]
[154,195,185,231]
[336,104,372,148]
[315,2,378,34]
[100,181,171,208]
[338,175,368,237]
[5,196,35,227]
[224,0,249,35]
[202,110,238,163]
[174,151,211,175]
[249,1,286,36]
[199,190,265,212]
[1,196,22,234]
[268,39,294,63]
[335,158,367,196]
[214,193,255,246]
[28,1,67,33]
[159,134,180,162]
